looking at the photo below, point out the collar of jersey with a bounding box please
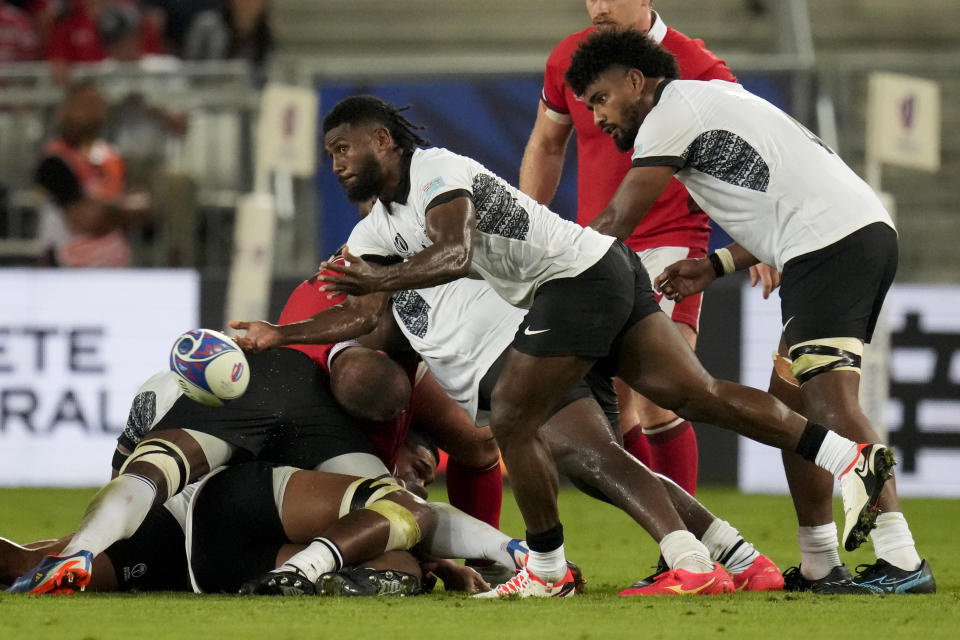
[647,11,668,44]
[653,78,674,106]
[384,151,414,214]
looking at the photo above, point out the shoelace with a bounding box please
[494,569,530,595]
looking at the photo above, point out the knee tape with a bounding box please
[119,439,190,500]
[788,338,863,385]
[364,498,423,551]
[339,477,402,518]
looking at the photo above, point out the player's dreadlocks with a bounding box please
[322,95,430,155]
[565,28,679,97]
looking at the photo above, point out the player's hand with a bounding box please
[228,320,282,352]
[432,561,491,594]
[654,257,716,302]
[748,263,781,299]
[317,246,380,297]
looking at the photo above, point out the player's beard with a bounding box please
[344,151,385,203]
[612,102,645,152]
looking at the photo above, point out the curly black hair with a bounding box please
[322,94,430,155]
[565,28,679,97]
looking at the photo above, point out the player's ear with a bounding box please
[371,125,394,152]
[627,68,645,94]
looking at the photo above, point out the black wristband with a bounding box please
[708,253,725,278]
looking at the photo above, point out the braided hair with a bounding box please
[322,95,430,155]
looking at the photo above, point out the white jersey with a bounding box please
[393,278,524,421]
[631,79,894,270]
[346,147,614,308]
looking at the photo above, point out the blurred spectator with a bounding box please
[34,80,151,267]
[146,0,272,66]
[44,0,165,78]
[0,1,38,62]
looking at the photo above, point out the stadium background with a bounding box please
[0,4,958,497]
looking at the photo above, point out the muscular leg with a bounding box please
[489,350,594,536]
[489,349,594,581]
[273,471,436,582]
[617,314,808,449]
[61,429,234,559]
[546,397,685,541]
[618,320,699,494]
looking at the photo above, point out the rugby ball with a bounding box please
[169,329,250,407]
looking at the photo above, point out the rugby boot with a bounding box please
[781,564,875,595]
[6,550,93,594]
[839,444,896,552]
[239,569,317,596]
[624,556,668,590]
[619,562,733,596]
[852,559,936,594]
[317,567,421,597]
[473,564,579,598]
[731,555,784,592]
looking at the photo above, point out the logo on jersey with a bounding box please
[394,233,409,253]
[422,176,446,197]
[634,143,643,154]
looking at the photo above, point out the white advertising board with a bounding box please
[739,284,960,497]
[0,269,198,486]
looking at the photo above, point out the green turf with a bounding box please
[1,485,958,640]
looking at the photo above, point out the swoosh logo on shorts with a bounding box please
[524,327,550,336]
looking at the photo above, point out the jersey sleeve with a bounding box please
[541,41,572,119]
[630,85,701,170]
[410,150,476,214]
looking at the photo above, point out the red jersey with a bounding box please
[541,14,735,252]
[0,4,37,62]
[277,267,415,469]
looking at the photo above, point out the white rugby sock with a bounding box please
[526,545,566,582]
[421,502,514,568]
[62,474,157,557]
[660,530,714,574]
[871,512,921,571]
[797,523,841,580]
[279,537,343,582]
[814,431,860,479]
[701,519,760,575]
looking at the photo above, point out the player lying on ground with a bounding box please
[230,94,893,597]
[2,447,504,596]
[390,275,782,596]
[564,28,933,595]
[7,334,502,594]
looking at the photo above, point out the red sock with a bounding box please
[623,424,652,468]
[647,420,698,495]
[445,458,503,529]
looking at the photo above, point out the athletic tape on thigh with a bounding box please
[788,338,863,385]
[772,352,800,387]
[119,438,190,500]
[338,477,402,518]
[364,498,423,550]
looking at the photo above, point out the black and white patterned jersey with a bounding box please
[631,79,894,270]
[392,278,524,421]
[346,147,614,308]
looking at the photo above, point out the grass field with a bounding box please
[1,484,958,640]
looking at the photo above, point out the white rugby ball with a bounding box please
[169,329,250,407]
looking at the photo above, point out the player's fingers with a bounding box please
[228,320,248,331]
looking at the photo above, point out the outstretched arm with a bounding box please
[230,292,390,352]
[654,242,760,302]
[588,165,674,241]
[318,197,476,297]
